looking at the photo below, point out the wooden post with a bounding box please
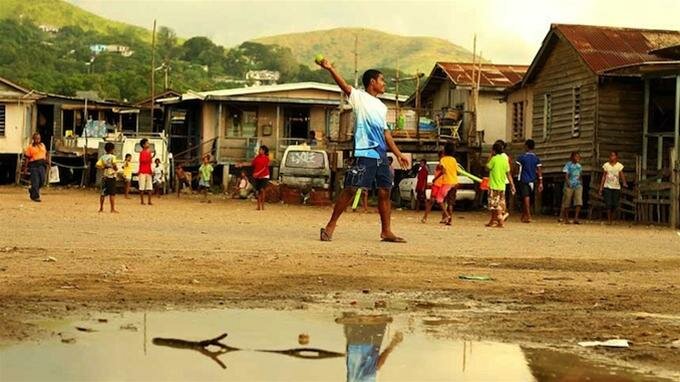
[275,105,280,159]
[395,57,400,115]
[642,78,649,179]
[671,148,678,228]
[415,70,421,142]
[657,135,663,171]
[353,35,359,89]
[673,75,680,228]
[82,98,88,187]
[150,19,157,132]
[674,75,680,166]
[216,103,223,162]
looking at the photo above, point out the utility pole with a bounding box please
[395,58,400,113]
[164,64,169,90]
[353,34,359,88]
[150,19,157,133]
[415,69,421,141]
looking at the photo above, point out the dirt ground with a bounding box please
[1,186,679,378]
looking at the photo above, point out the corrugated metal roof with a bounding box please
[554,24,680,74]
[436,62,528,89]
[166,82,408,104]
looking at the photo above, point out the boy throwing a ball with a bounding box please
[316,56,410,242]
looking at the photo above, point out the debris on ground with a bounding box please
[43,256,57,262]
[458,275,493,281]
[75,326,96,333]
[578,339,630,348]
[298,333,310,345]
[120,323,138,331]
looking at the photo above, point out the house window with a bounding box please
[512,101,525,142]
[0,104,5,136]
[543,93,551,140]
[228,109,257,138]
[572,86,581,137]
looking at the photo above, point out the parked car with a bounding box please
[279,145,331,191]
[398,161,477,209]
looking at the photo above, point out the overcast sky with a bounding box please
[68,0,680,65]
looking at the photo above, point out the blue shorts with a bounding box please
[344,157,393,190]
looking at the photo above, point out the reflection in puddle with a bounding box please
[0,309,661,381]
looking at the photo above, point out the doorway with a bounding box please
[284,107,310,139]
[37,104,54,149]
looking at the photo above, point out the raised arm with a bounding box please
[316,58,352,97]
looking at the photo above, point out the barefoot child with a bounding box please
[96,142,118,213]
[422,151,447,224]
[515,139,543,223]
[198,155,214,203]
[439,142,459,225]
[153,158,165,197]
[175,164,192,198]
[598,151,627,225]
[415,159,428,212]
[487,142,515,227]
[232,170,251,199]
[138,138,154,205]
[122,153,132,199]
[560,152,583,224]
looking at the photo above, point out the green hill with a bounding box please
[252,28,477,76]
[0,0,150,40]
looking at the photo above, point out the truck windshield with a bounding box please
[285,151,325,169]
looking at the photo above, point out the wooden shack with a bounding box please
[511,24,680,220]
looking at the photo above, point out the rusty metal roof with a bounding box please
[436,62,528,89]
[554,24,680,74]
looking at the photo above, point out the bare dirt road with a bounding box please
[1,186,679,378]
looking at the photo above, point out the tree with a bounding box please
[157,26,178,61]
[181,36,219,62]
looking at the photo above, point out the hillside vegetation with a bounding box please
[253,28,476,75]
[0,0,150,41]
[0,1,470,101]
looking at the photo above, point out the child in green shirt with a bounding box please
[198,154,214,203]
[486,142,515,228]
[96,142,118,213]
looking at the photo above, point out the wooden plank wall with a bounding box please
[530,37,598,174]
[597,78,643,174]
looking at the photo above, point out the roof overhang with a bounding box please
[602,61,680,78]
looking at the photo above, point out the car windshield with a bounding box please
[284,151,325,169]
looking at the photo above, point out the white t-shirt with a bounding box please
[603,162,624,189]
[348,88,388,159]
[153,164,164,183]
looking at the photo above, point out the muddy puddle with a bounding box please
[0,308,666,381]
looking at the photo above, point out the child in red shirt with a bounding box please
[138,138,154,205]
[249,145,270,211]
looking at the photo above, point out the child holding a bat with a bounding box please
[486,142,516,228]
